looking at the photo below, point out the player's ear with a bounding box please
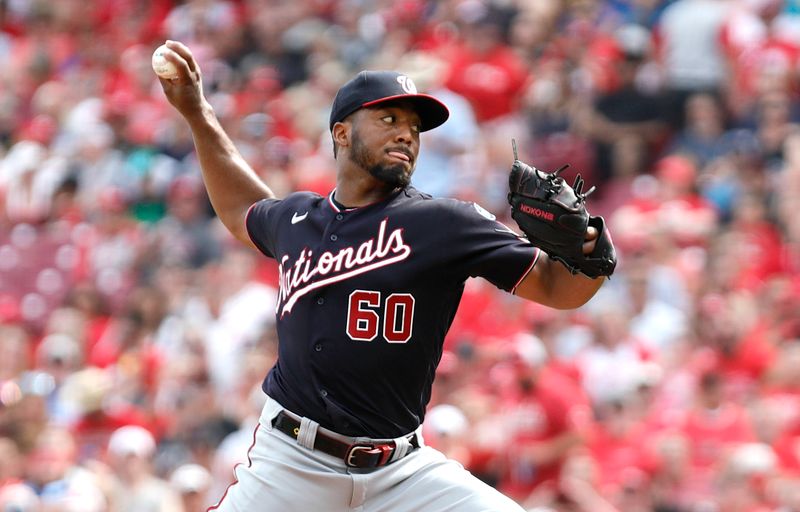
[332,121,351,150]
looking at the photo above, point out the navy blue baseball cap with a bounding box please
[329,70,450,132]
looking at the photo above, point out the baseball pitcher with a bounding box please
[156,40,615,512]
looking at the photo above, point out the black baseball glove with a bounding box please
[507,143,616,279]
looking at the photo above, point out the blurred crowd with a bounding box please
[0,0,800,511]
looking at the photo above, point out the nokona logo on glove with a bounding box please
[507,139,616,279]
[519,203,554,221]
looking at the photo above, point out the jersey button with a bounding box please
[336,214,344,220]
[330,234,338,241]
[320,389,328,397]
[314,344,323,352]
[317,297,325,305]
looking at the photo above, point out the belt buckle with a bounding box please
[345,443,392,468]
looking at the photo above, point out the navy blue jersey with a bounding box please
[246,186,539,438]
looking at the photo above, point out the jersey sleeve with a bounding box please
[443,200,540,292]
[245,197,282,258]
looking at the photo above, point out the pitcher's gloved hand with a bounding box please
[507,142,616,279]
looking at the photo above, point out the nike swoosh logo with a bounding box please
[291,211,309,224]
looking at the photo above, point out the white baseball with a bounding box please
[152,44,179,80]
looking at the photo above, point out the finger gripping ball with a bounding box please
[152,44,178,80]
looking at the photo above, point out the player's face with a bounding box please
[349,103,421,188]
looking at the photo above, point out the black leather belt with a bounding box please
[272,411,419,468]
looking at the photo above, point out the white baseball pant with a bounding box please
[207,395,525,512]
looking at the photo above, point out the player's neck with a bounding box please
[334,174,399,208]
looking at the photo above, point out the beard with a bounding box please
[349,129,412,188]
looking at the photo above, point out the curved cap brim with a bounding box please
[361,94,450,132]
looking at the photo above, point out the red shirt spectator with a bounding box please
[61,367,153,461]
[716,320,777,389]
[720,0,800,116]
[695,293,777,398]
[443,14,528,123]
[680,371,757,473]
[496,342,591,501]
[587,402,658,497]
[652,154,719,247]
[726,193,787,291]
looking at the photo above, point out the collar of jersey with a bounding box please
[326,188,403,213]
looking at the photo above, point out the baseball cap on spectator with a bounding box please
[170,463,211,494]
[655,155,697,187]
[107,425,156,459]
[614,24,651,60]
[328,71,449,132]
[36,333,81,367]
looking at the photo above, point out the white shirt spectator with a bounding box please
[658,0,732,90]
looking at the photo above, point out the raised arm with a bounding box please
[156,40,274,247]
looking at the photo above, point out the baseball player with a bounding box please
[156,40,615,512]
